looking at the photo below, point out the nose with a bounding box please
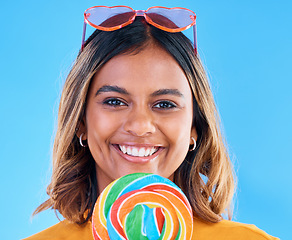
[123,106,156,137]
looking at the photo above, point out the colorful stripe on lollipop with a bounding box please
[92,173,193,240]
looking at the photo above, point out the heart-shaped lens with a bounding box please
[85,6,135,31]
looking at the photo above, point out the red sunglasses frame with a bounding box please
[81,6,197,55]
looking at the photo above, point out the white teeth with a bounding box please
[132,148,138,156]
[126,146,132,155]
[118,145,158,157]
[145,148,150,156]
[150,147,156,155]
[121,145,127,154]
[138,148,146,157]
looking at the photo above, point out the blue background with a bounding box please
[0,0,291,239]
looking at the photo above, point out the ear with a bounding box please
[76,117,87,140]
[191,127,198,142]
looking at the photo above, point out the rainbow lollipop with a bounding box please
[92,173,193,240]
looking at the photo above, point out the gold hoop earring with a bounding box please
[189,137,196,151]
[79,133,87,147]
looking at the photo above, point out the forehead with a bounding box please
[89,45,192,97]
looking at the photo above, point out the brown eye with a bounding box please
[153,101,176,109]
[103,98,127,107]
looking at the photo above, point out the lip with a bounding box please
[112,143,164,163]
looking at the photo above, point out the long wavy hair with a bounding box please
[34,17,235,224]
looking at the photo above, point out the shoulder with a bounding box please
[23,220,93,240]
[23,218,278,240]
[193,217,279,240]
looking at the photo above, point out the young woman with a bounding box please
[24,6,278,240]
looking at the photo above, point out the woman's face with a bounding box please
[83,44,196,192]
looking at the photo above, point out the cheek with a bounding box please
[86,110,121,145]
[159,110,193,147]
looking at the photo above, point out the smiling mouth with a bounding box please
[117,144,160,157]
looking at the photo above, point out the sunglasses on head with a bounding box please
[81,6,197,55]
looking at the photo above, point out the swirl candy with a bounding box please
[92,173,193,240]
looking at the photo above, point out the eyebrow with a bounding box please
[95,85,129,96]
[95,85,184,98]
[150,89,184,98]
